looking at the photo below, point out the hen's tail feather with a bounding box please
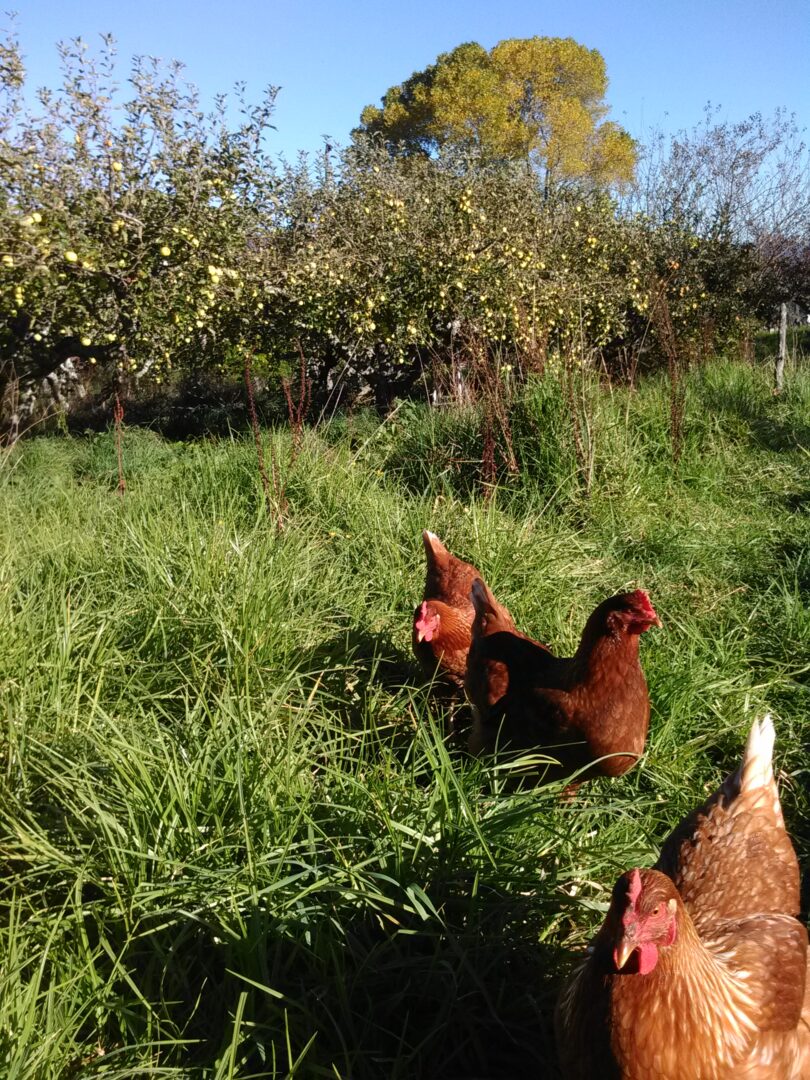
[470,578,495,617]
[739,713,775,794]
[470,578,513,633]
[422,529,446,562]
[722,713,783,823]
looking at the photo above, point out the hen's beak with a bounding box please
[415,629,425,643]
[652,613,663,629]
[613,936,637,971]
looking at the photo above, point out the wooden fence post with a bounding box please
[775,302,787,394]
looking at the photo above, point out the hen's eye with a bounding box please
[651,905,660,917]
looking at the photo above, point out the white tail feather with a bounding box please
[739,713,775,793]
[422,530,445,559]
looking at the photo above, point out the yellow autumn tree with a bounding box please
[355,37,637,191]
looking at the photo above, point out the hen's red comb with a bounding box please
[625,589,661,629]
[628,590,656,616]
[627,868,643,906]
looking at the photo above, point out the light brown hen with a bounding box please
[556,714,810,1079]
[412,531,513,691]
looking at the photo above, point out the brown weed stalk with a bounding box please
[467,332,519,499]
[283,342,312,462]
[113,394,126,496]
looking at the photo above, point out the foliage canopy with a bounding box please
[355,37,638,190]
[1,26,806,433]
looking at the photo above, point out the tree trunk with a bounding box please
[775,302,787,393]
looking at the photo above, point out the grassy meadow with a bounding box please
[1,358,809,1078]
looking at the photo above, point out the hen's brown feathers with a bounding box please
[556,715,810,1079]
[467,586,656,781]
[412,599,471,686]
[655,715,800,928]
[464,578,541,725]
[412,532,513,690]
[420,530,480,608]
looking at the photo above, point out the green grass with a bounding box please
[1,358,809,1077]
[755,323,810,364]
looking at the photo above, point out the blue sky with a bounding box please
[12,0,810,158]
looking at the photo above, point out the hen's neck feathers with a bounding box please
[573,621,640,673]
[609,913,760,1073]
[567,627,645,712]
[425,601,471,646]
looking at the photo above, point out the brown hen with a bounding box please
[556,714,810,1079]
[466,582,659,782]
[412,531,513,691]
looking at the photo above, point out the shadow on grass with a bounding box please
[784,489,810,515]
[297,626,420,696]
[92,876,565,1078]
[294,626,475,746]
[699,381,810,452]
